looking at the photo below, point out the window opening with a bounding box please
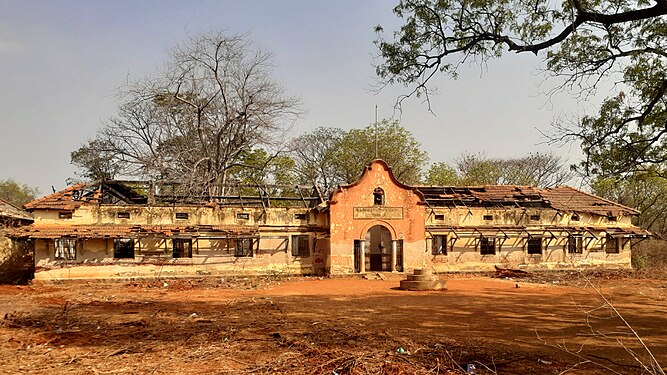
[172,239,192,258]
[117,212,130,219]
[114,239,135,259]
[234,238,254,257]
[434,214,445,220]
[483,214,493,221]
[294,213,306,220]
[237,212,250,220]
[373,187,385,205]
[480,236,496,255]
[605,236,620,254]
[529,214,540,221]
[59,212,72,219]
[571,213,580,221]
[567,236,584,254]
[54,238,76,260]
[175,212,189,220]
[527,237,542,255]
[291,235,310,257]
[432,235,447,255]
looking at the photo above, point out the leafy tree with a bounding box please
[70,139,123,181]
[73,31,300,196]
[423,162,459,185]
[456,154,504,186]
[290,127,347,193]
[0,179,39,207]
[455,152,572,187]
[290,121,428,192]
[332,120,429,185]
[375,0,667,177]
[592,174,667,237]
[228,149,295,185]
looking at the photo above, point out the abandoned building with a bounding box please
[7,160,649,277]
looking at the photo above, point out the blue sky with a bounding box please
[0,0,590,194]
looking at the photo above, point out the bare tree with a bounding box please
[74,32,301,196]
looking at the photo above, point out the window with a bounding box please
[175,212,189,220]
[59,212,72,219]
[567,236,584,254]
[117,212,130,219]
[480,237,496,255]
[607,216,618,222]
[529,214,540,221]
[294,213,307,220]
[605,236,620,254]
[54,238,76,260]
[434,214,445,221]
[373,187,385,205]
[235,238,253,257]
[483,215,493,221]
[114,239,135,259]
[571,214,580,221]
[527,237,542,255]
[291,235,310,257]
[172,239,192,258]
[432,235,447,255]
[237,212,250,220]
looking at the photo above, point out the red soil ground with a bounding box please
[0,272,666,374]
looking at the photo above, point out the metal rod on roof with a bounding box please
[375,105,378,159]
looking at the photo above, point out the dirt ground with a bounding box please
[1,271,666,374]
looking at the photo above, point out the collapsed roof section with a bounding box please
[0,198,33,223]
[23,180,639,218]
[23,180,326,211]
[415,185,639,217]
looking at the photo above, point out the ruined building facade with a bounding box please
[9,160,648,277]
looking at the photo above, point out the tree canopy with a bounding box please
[375,0,667,177]
[0,179,39,207]
[290,121,429,193]
[72,31,300,196]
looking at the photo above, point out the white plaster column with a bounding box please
[391,240,397,272]
[359,240,366,273]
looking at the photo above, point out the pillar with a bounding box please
[360,240,366,273]
[391,240,397,272]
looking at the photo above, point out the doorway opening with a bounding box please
[366,225,392,272]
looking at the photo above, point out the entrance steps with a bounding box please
[399,269,447,290]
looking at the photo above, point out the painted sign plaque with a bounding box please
[353,207,403,220]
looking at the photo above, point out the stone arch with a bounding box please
[359,220,397,240]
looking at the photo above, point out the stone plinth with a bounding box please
[399,269,447,290]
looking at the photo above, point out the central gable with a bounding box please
[329,160,425,243]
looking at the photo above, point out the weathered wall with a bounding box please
[425,206,633,271]
[34,205,325,228]
[0,229,34,284]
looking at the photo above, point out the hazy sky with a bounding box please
[1,0,594,195]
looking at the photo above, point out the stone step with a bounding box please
[407,274,438,282]
[413,269,433,276]
[399,279,447,291]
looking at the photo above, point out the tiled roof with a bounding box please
[23,183,100,211]
[8,224,259,239]
[416,185,639,216]
[541,186,639,216]
[0,198,33,221]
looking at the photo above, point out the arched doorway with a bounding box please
[366,225,392,272]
